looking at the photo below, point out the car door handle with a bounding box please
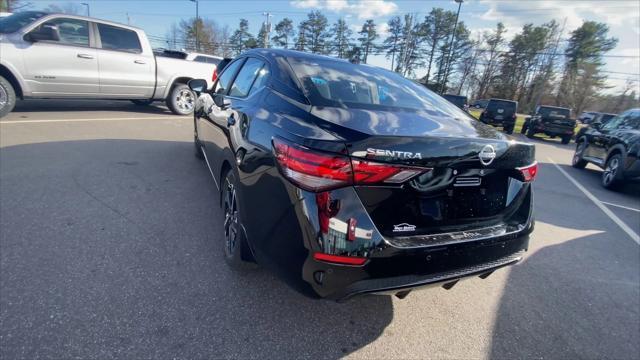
[134,60,146,64]
[227,114,236,127]
[77,53,94,59]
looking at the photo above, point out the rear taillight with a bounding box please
[273,138,428,192]
[517,162,538,182]
[313,252,367,266]
[212,69,218,82]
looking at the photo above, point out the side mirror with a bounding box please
[592,122,602,130]
[213,95,231,109]
[25,24,60,42]
[188,79,208,94]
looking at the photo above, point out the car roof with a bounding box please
[40,12,144,31]
[489,98,517,103]
[539,105,570,110]
[243,48,350,63]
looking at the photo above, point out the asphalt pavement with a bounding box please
[1,100,639,359]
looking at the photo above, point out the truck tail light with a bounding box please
[273,138,429,192]
[313,252,367,266]
[517,162,538,182]
[347,218,357,241]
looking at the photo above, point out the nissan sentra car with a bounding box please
[187,49,537,301]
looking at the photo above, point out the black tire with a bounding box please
[130,99,154,106]
[221,169,256,270]
[504,125,514,135]
[166,83,195,115]
[561,135,571,144]
[526,124,536,139]
[572,141,588,169]
[0,75,17,118]
[602,153,624,189]
[520,121,528,134]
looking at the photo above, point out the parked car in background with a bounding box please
[188,49,536,300]
[479,98,518,134]
[521,105,575,144]
[578,111,600,124]
[442,94,468,111]
[0,11,216,117]
[471,99,489,109]
[575,112,618,141]
[572,108,640,189]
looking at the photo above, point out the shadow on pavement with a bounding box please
[0,139,392,359]
[13,99,174,115]
[490,161,640,358]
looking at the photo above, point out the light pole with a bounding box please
[441,0,463,94]
[189,0,199,51]
[262,12,272,48]
[81,2,90,17]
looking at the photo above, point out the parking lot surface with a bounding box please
[1,100,639,359]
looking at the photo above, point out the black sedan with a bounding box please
[187,49,537,300]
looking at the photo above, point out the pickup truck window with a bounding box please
[97,23,142,53]
[0,11,48,34]
[214,59,245,94]
[229,58,266,98]
[194,56,221,65]
[37,18,90,46]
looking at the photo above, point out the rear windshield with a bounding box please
[539,107,570,118]
[601,114,616,122]
[288,57,467,116]
[487,100,516,111]
[0,11,48,34]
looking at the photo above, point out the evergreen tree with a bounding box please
[357,19,379,64]
[271,18,295,49]
[383,16,403,71]
[229,19,256,55]
[331,18,352,59]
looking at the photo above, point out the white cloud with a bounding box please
[290,0,398,19]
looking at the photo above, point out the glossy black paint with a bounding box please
[574,109,640,181]
[192,49,536,300]
[479,98,518,133]
[523,105,576,140]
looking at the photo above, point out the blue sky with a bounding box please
[32,0,640,93]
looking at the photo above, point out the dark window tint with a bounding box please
[538,107,570,119]
[0,11,47,34]
[229,58,265,98]
[604,110,640,130]
[487,100,516,111]
[97,23,142,53]
[600,114,616,123]
[248,65,269,96]
[37,18,89,46]
[214,59,244,94]
[194,55,221,65]
[443,95,467,108]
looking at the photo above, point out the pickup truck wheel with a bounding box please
[526,125,536,139]
[166,84,195,115]
[131,99,154,106]
[520,121,528,134]
[504,125,514,135]
[0,76,17,118]
[561,135,571,144]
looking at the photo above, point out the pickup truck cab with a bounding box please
[0,11,215,117]
[521,105,576,144]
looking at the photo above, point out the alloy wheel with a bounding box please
[0,84,7,108]
[602,157,619,187]
[573,142,585,165]
[223,177,239,258]
[176,89,194,112]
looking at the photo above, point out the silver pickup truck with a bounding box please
[0,11,216,117]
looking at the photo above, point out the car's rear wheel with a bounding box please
[561,135,571,144]
[166,83,195,115]
[520,121,528,134]
[572,141,588,169]
[0,75,17,119]
[526,125,536,139]
[131,99,154,106]
[221,170,256,270]
[602,154,623,189]
[504,125,514,135]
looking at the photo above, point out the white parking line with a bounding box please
[601,201,640,213]
[548,157,640,245]
[0,116,189,124]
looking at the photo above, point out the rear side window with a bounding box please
[194,56,221,65]
[214,59,244,94]
[539,107,570,119]
[36,18,90,46]
[97,23,142,53]
[228,58,265,98]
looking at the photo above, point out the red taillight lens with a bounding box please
[517,162,538,182]
[313,252,367,266]
[212,69,218,82]
[273,138,428,192]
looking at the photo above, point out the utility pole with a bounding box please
[441,0,463,94]
[81,2,90,17]
[262,12,272,48]
[189,0,200,51]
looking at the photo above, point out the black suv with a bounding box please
[522,105,575,144]
[442,94,468,111]
[479,99,518,134]
[187,49,536,300]
[573,108,640,189]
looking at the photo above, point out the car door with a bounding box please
[94,23,155,97]
[197,58,246,185]
[21,17,99,96]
